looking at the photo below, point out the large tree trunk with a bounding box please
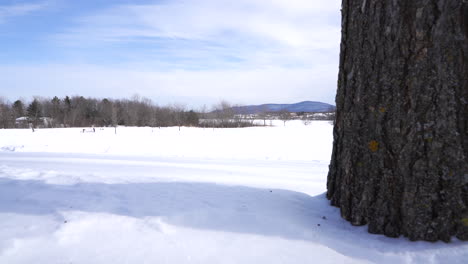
[327,0,468,242]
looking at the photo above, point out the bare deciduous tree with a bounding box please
[278,110,290,126]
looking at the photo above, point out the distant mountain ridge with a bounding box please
[232,101,335,114]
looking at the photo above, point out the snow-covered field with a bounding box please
[0,120,465,263]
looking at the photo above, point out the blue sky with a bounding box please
[0,0,341,108]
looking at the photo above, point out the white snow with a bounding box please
[0,120,466,264]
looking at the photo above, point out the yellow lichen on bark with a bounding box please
[462,218,468,227]
[368,140,379,152]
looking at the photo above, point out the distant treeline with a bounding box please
[0,96,335,129]
[0,95,201,129]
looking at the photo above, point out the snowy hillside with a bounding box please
[0,121,466,264]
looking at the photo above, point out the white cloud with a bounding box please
[4,0,341,106]
[0,64,337,107]
[54,0,341,68]
[0,2,46,23]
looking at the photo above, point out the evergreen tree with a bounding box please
[27,99,42,128]
[12,100,25,118]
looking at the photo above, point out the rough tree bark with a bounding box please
[327,0,468,242]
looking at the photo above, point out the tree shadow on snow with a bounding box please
[0,177,464,263]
